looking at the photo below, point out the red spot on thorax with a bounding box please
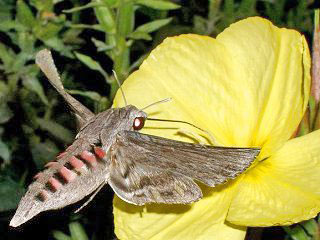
[94,147,106,159]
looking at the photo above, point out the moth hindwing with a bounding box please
[10,49,260,227]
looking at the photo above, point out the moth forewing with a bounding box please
[35,49,94,128]
[108,138,203,205]
[108,167,203,205]
[111,131,260,188]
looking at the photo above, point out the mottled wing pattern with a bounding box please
[109,131,260,194]
[10,137,109,227]
[108,144,202,205]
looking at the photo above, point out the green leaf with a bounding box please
[74,52,109,80]
[117,1,135,37]
[0,42,15,70]
[16,0,37,29]
[20,95,38,128]
[136,0,180,10]
[193,15,208,34]
[18,31,35,54]
[91,37,115,51]
[63,2,105,13]
[0,178,25,212]
[96,96,110,112]
[68,24,104,32]
[0,20,23,32]
[21,124,34,136]
[44,37,74,58]
[30,140,60,169]
[69,222,89,240]
[34,22,64,41]
[67,90,102,102]
[24,64,40,78]
[29,0,54,12]
[224,0,235,22]
[135,17,172,33]
[128,31,152,40]
[101,0,119,7]
[37,118,74,143]
[112,36,129,80]
[0,1,14,22]
[309,96,317,130]
[22,77,49,105]
[0,140,10,164]
[63,29,85,45]
[208,0,222,20]
[52,231,72,240]
[283,226,310,240]
[0,103,13,124]
[237,0,257,16]
[302,219,319,238]
[11,52,30,73]
[94,0,116,34]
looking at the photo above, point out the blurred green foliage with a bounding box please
[0,0,318,239]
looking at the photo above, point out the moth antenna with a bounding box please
[74,182,106,213]
[112,70,127,106]
[141,98,172,111]
[147,118,217,145]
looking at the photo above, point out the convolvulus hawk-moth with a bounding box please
[10,49,260,227]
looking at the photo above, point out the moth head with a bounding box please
[122,105,147,131]
[119,98,171,132]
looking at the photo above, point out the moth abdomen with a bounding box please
[10,142,110,227]
[21,142,108,208]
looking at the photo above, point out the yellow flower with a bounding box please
[112,17,317,240]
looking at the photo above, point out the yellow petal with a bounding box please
[216,17,310,158]
[227,129,320,226]
[114,17,311,159]
[113,34,234,145]
[112,17,311,237]
[113,184,246,240]
[113,26,244,240]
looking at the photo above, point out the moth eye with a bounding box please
[133,117,145,130]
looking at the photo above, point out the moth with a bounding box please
[10,49,260,228]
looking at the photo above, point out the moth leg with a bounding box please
[74,182,106,213]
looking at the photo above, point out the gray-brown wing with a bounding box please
[10,137,108,227]
[108,146,202,205]
[111,131,260,188]
[36,49,94,128]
